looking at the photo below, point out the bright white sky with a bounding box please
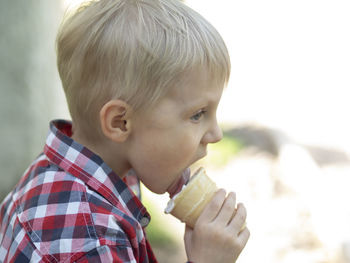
[186,0,350,152]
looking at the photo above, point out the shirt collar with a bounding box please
[44,119,150,226]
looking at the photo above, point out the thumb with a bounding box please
[184,225,194,258]
[184,225,193,245]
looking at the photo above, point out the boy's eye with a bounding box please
[190,110,207,121]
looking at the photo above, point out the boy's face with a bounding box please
[127,69,224,195]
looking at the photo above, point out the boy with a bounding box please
[0,0,249,262]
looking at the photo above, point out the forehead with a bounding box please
[165,69,224,106]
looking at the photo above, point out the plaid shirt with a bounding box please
[0,120,157,263]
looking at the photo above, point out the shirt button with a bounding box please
[140,217,150,227]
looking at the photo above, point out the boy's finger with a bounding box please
[228,203,247,233]
[237,226,250,249]
[184,225,193,243]
[196,188,226,224]
[213,192,236,225]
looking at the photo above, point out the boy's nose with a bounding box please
[202,120,223,144]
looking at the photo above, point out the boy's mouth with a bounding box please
[167,168,191,198]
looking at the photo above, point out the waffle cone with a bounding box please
[165,167,217,228]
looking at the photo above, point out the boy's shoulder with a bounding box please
[0,120,155,262]
[0,153,135,262]
[14,152,136,230]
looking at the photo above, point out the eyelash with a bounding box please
[190,109,207,122]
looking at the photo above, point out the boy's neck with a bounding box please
[71,131,130,179]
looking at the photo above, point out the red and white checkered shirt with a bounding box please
[0,120,157,262]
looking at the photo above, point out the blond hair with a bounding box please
[56,0,230,140]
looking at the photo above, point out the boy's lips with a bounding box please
[167,168,191,198]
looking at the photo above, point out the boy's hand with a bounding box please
[184,189,250,263]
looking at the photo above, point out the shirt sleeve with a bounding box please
[75,245,136,263]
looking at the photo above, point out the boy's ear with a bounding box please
[99,99,133,143]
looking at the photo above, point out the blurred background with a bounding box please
[1,0,349,262]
